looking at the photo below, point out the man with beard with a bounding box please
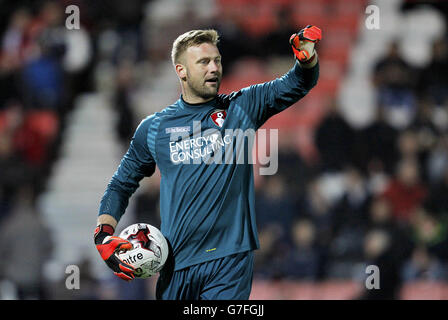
[94,27,321,300]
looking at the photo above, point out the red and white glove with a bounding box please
[290,25,322,63]
[94,224,135,281]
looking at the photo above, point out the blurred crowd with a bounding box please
[0,1,82,299]
[0,0,447,300]
[0,0,150,299]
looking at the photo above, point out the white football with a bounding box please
[116,223,169,279]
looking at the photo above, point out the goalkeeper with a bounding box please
[94,26,321,299]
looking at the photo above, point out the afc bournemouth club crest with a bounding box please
[210,110,227,128]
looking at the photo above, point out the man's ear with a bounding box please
[175,63,187,81]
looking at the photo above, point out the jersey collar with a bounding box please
[178,95,218,113]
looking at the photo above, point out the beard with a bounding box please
[185,71,221,101]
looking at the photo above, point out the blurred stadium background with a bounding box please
[0,0,447,300]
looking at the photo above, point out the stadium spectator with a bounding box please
[418,37,448,104]
[261,8,299,59]
[135,179,161,229]
[402,207,448,281]
[0,185,53,299]
[425,133,448,185]
[372,41,415,91]
[0,8,31,108]
[425,165,448,215]
[358,228,403,300]
[282,218,320,280]
[402,246,447,282]
[113,59,138,150]
[314,99,355,172]
[332,167,370,234]
[382,157,427,224]
[411,208,448,263]
[365,158,390,197]
[352,105,399,174]
[255,174,297,231]
[409,98,441,182]
[0,102,40,211]
[367,196,413,268]
[372,41,418,129]
[253,222,288,280]
[296,177,333,234]
[276,131,313,195]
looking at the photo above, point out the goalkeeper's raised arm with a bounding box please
[232,25,321,130]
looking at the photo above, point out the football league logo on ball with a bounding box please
[210,110,226,128]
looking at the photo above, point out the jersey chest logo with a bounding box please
[210,110,227,128]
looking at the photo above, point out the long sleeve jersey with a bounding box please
[99,61,319,271]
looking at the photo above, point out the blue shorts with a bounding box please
[156,250,254,300]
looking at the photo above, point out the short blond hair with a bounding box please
[171,29,220,65]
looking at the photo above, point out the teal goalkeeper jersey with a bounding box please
[99,61,319,271]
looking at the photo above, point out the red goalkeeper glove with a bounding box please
[290,25,322,63]
[94,224,136,281]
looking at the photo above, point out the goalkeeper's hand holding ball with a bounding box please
[94,224,136,281]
